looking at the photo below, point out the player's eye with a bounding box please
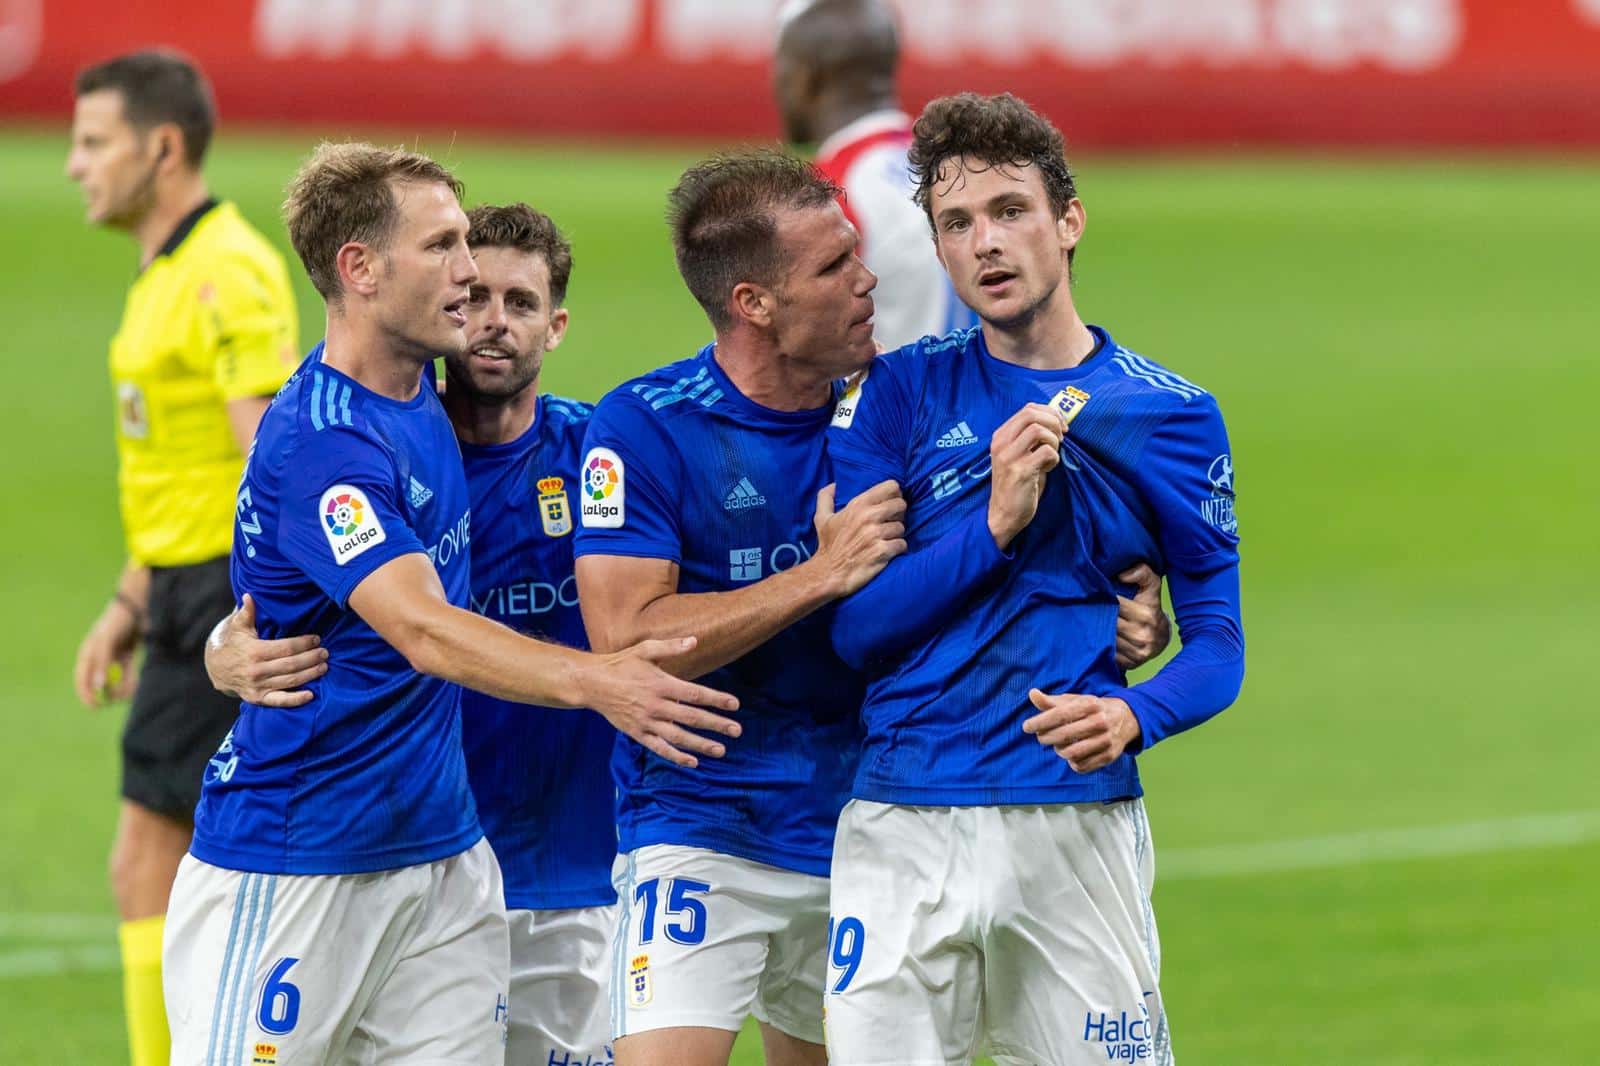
[466,289,488,305]
[944,218,969,233]
[1001,205,1024,220]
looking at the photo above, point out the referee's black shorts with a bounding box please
[121,557,240,823]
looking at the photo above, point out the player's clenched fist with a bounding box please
[1022,688,1142,773]
[812,480,908,596]
[987,403,1066,550]
[578,636,742,769]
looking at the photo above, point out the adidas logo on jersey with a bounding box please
[936,421,978,448]
[723,477,767,511]
[408,476,434,509]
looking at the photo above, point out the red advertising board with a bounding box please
[4,0,1599,147]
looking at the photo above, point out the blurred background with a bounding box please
[2,0,1597,1062]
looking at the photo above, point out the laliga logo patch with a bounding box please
[832,369,867,429]
[1047,386,1091,431]
[580,448,625,529]
[628,953,652,1007]
[320,484,387,565]
[1201,453,1237,534]
[538,476,572,537]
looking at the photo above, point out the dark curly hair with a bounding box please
[667,150,841,330]
[466,203,574,307]
[909,93,1078,260]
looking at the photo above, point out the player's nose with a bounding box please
[972,217,1003,257]
[450,246,478,286]
[856,261,878,296]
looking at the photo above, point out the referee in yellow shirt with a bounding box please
[65,51,298,1066]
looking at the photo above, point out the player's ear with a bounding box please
[1057,199,1086,255]
[729,281,774,329]
[336,241,381,300]
[544,307,570,352]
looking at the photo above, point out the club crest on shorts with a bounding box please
[1047,386,1091,431]
[629,953,652,1007]
[537,476,572,537]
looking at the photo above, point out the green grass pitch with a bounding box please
[0,126,1595,1063]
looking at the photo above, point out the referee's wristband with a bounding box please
[113,590,147,631]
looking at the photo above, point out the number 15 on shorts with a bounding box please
[827,916,864,994]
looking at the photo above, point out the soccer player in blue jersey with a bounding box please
[822,94,1246,1065]
[445,203,620,1066]
[205,201,620,1065]
[162,144,738,1065]
[572,151,908,1066]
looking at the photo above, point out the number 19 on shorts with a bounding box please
[826,916,864,994]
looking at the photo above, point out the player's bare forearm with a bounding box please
[575,481,902,678]
[415,610,743,767]
[576,554,837,680]
[412,603,592,705]
[350,554,740,768]
[350,558,589,706]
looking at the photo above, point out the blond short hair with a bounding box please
[283,142,464,302]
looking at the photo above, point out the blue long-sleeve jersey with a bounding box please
[827,325,1244,806]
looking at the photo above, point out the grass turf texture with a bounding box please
[0,126,1595,1063]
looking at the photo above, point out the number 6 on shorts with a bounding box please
[256,956,302,1036]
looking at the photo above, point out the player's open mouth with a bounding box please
[978,269,1017,294]
[470,343,514,362]
[443,298,468,327]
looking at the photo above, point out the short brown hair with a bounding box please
[283,142,465,302]
[75,50,215,168]
[466,203,574,307]
[909,93,1079,260]
[666,150,841,330]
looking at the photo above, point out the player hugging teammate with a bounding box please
[185,90,1236,1066]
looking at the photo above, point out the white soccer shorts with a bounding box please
[824,800,1171,1066]
[164,838,510,1065]
[507,903,616,1066]
[609,845,830,1045]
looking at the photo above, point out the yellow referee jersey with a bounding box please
[110,200,297,567]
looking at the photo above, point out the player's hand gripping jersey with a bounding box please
[827,326,1244,805]
[459,394,618,911]
[574,345,863,876]
[192,343,481,874]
